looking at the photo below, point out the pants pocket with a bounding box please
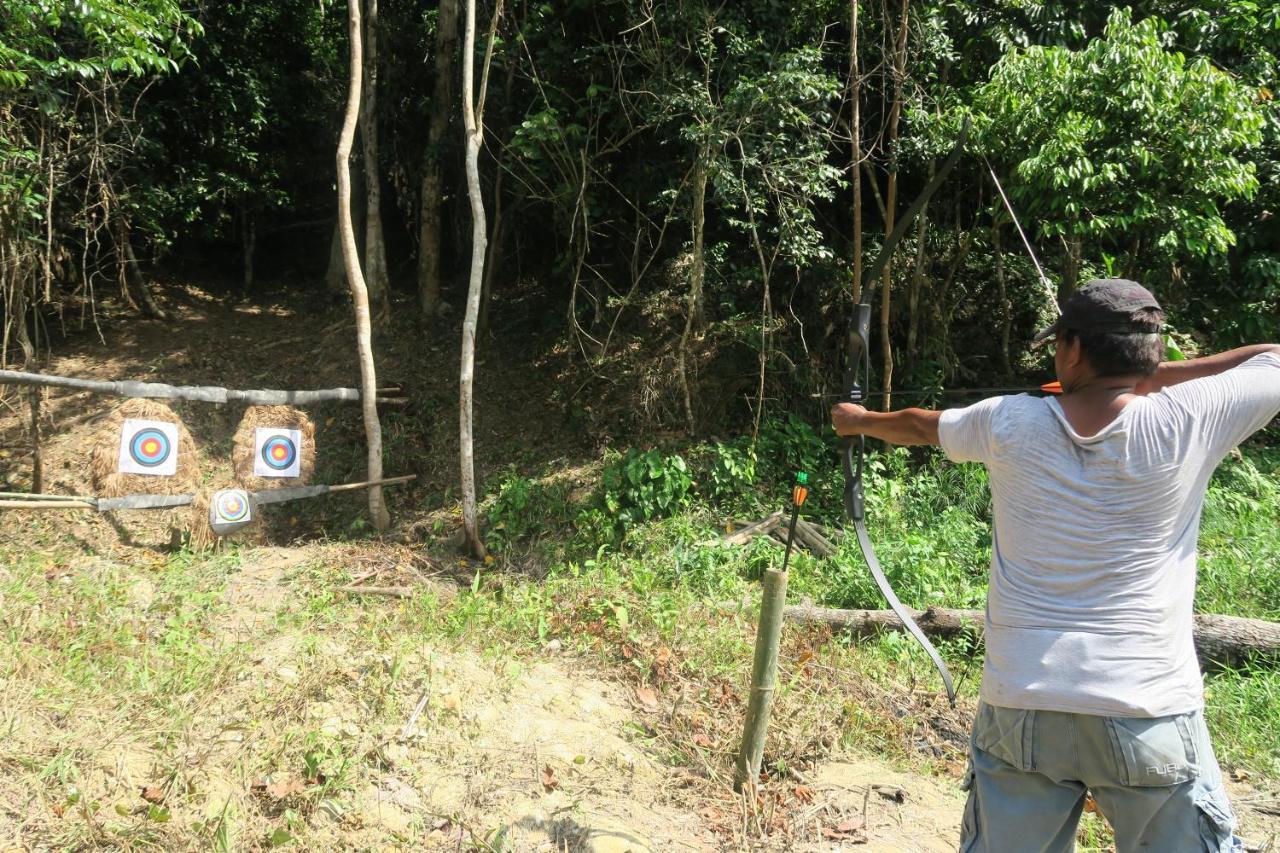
[1104,713,1198,786]
[1196,786,1243,852]
[973,703,1036,772]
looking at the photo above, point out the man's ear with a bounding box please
[1063,337,1088,371]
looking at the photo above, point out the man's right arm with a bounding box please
[1135,344,1280,395]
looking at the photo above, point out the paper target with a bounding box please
[117,419,180,476]
[253,428,302,478]
[210,488,253,535]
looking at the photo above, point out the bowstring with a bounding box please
[985,156,1061,317]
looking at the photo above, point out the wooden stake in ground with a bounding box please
[29,387,42,493]
[735,473,809,792]
[457,0,503,558]
[337,0,391,532]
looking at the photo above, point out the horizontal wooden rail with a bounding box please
[0,369,408,406]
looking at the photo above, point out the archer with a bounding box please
[831,278,1280,853]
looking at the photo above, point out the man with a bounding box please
[830,279,1280,852]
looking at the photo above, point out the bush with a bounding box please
[694,439,757,506]
[601,448,693,532]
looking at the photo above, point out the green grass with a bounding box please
[485,435,1280,776]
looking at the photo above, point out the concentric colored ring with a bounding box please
[214,491,250,523]
[128,428,172,468]
[260,435,298,471]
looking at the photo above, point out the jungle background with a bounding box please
[0,0,1278,849]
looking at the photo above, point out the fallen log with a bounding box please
[781,601,1280,668]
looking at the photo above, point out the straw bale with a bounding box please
[90,399,201,498]
[230,406,316,490]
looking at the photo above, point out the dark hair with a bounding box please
[1061,308,1165,377]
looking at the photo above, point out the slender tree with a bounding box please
[418,0,461,317]
[849,0,864,304]
[337,0,391,532]
[458,0,503,557]
[360,0,392,319]
[878,0,908,410]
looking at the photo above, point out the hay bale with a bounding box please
[90,399,201,497]
[230,406,316,491]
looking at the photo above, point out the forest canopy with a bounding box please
[2,0,1277,426]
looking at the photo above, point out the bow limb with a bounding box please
[840,121,969,708]
[841,303,957,707]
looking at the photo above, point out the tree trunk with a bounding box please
[477,171,505,339]
[29,388,42,493]
[360,0,392,321]
[849,0,864,305]
[992,220,1013,378]
[458,0,502,558]
[1061,234,1082,302]
[337,0,391,532]
[780,603,1280,669]
[118,222,167,320]
[688,148,709,330]
[477,51,516,339]
[325,167,365,294]
[879,0,909,411]
[905,179,931,370]
[678,147,710,432]
[418,0,461,318]
[242,204,256,292]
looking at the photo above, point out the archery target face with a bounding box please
[210,488,252,534]
[253,428,302,478]
[117,419,179,476]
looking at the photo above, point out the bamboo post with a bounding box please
[735,473,808,793]
[734,567,789,793]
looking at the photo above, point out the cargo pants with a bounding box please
[960,702,1243,852]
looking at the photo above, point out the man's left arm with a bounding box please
[830,404,942,446]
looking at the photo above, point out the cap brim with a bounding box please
[1031,319,1064,349]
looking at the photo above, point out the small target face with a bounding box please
[117,419,180,476]
[214,490,251,523]
[253,428,303,478]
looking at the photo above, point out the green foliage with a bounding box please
[486,469,576,552]
[602,448,694,531]
[974,8,1264,263]
[756,414,831,489]
[693,439,758,505]
[0,0,199,89]
[1198,449,1280,620]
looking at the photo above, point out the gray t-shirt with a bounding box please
[938,353,1280,716]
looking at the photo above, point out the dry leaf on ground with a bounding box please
[635,686,659,710]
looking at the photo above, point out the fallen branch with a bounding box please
[0,369,407,406]
[781,601,1280,668]
[705,512,836,557]
[336,585,412,598]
